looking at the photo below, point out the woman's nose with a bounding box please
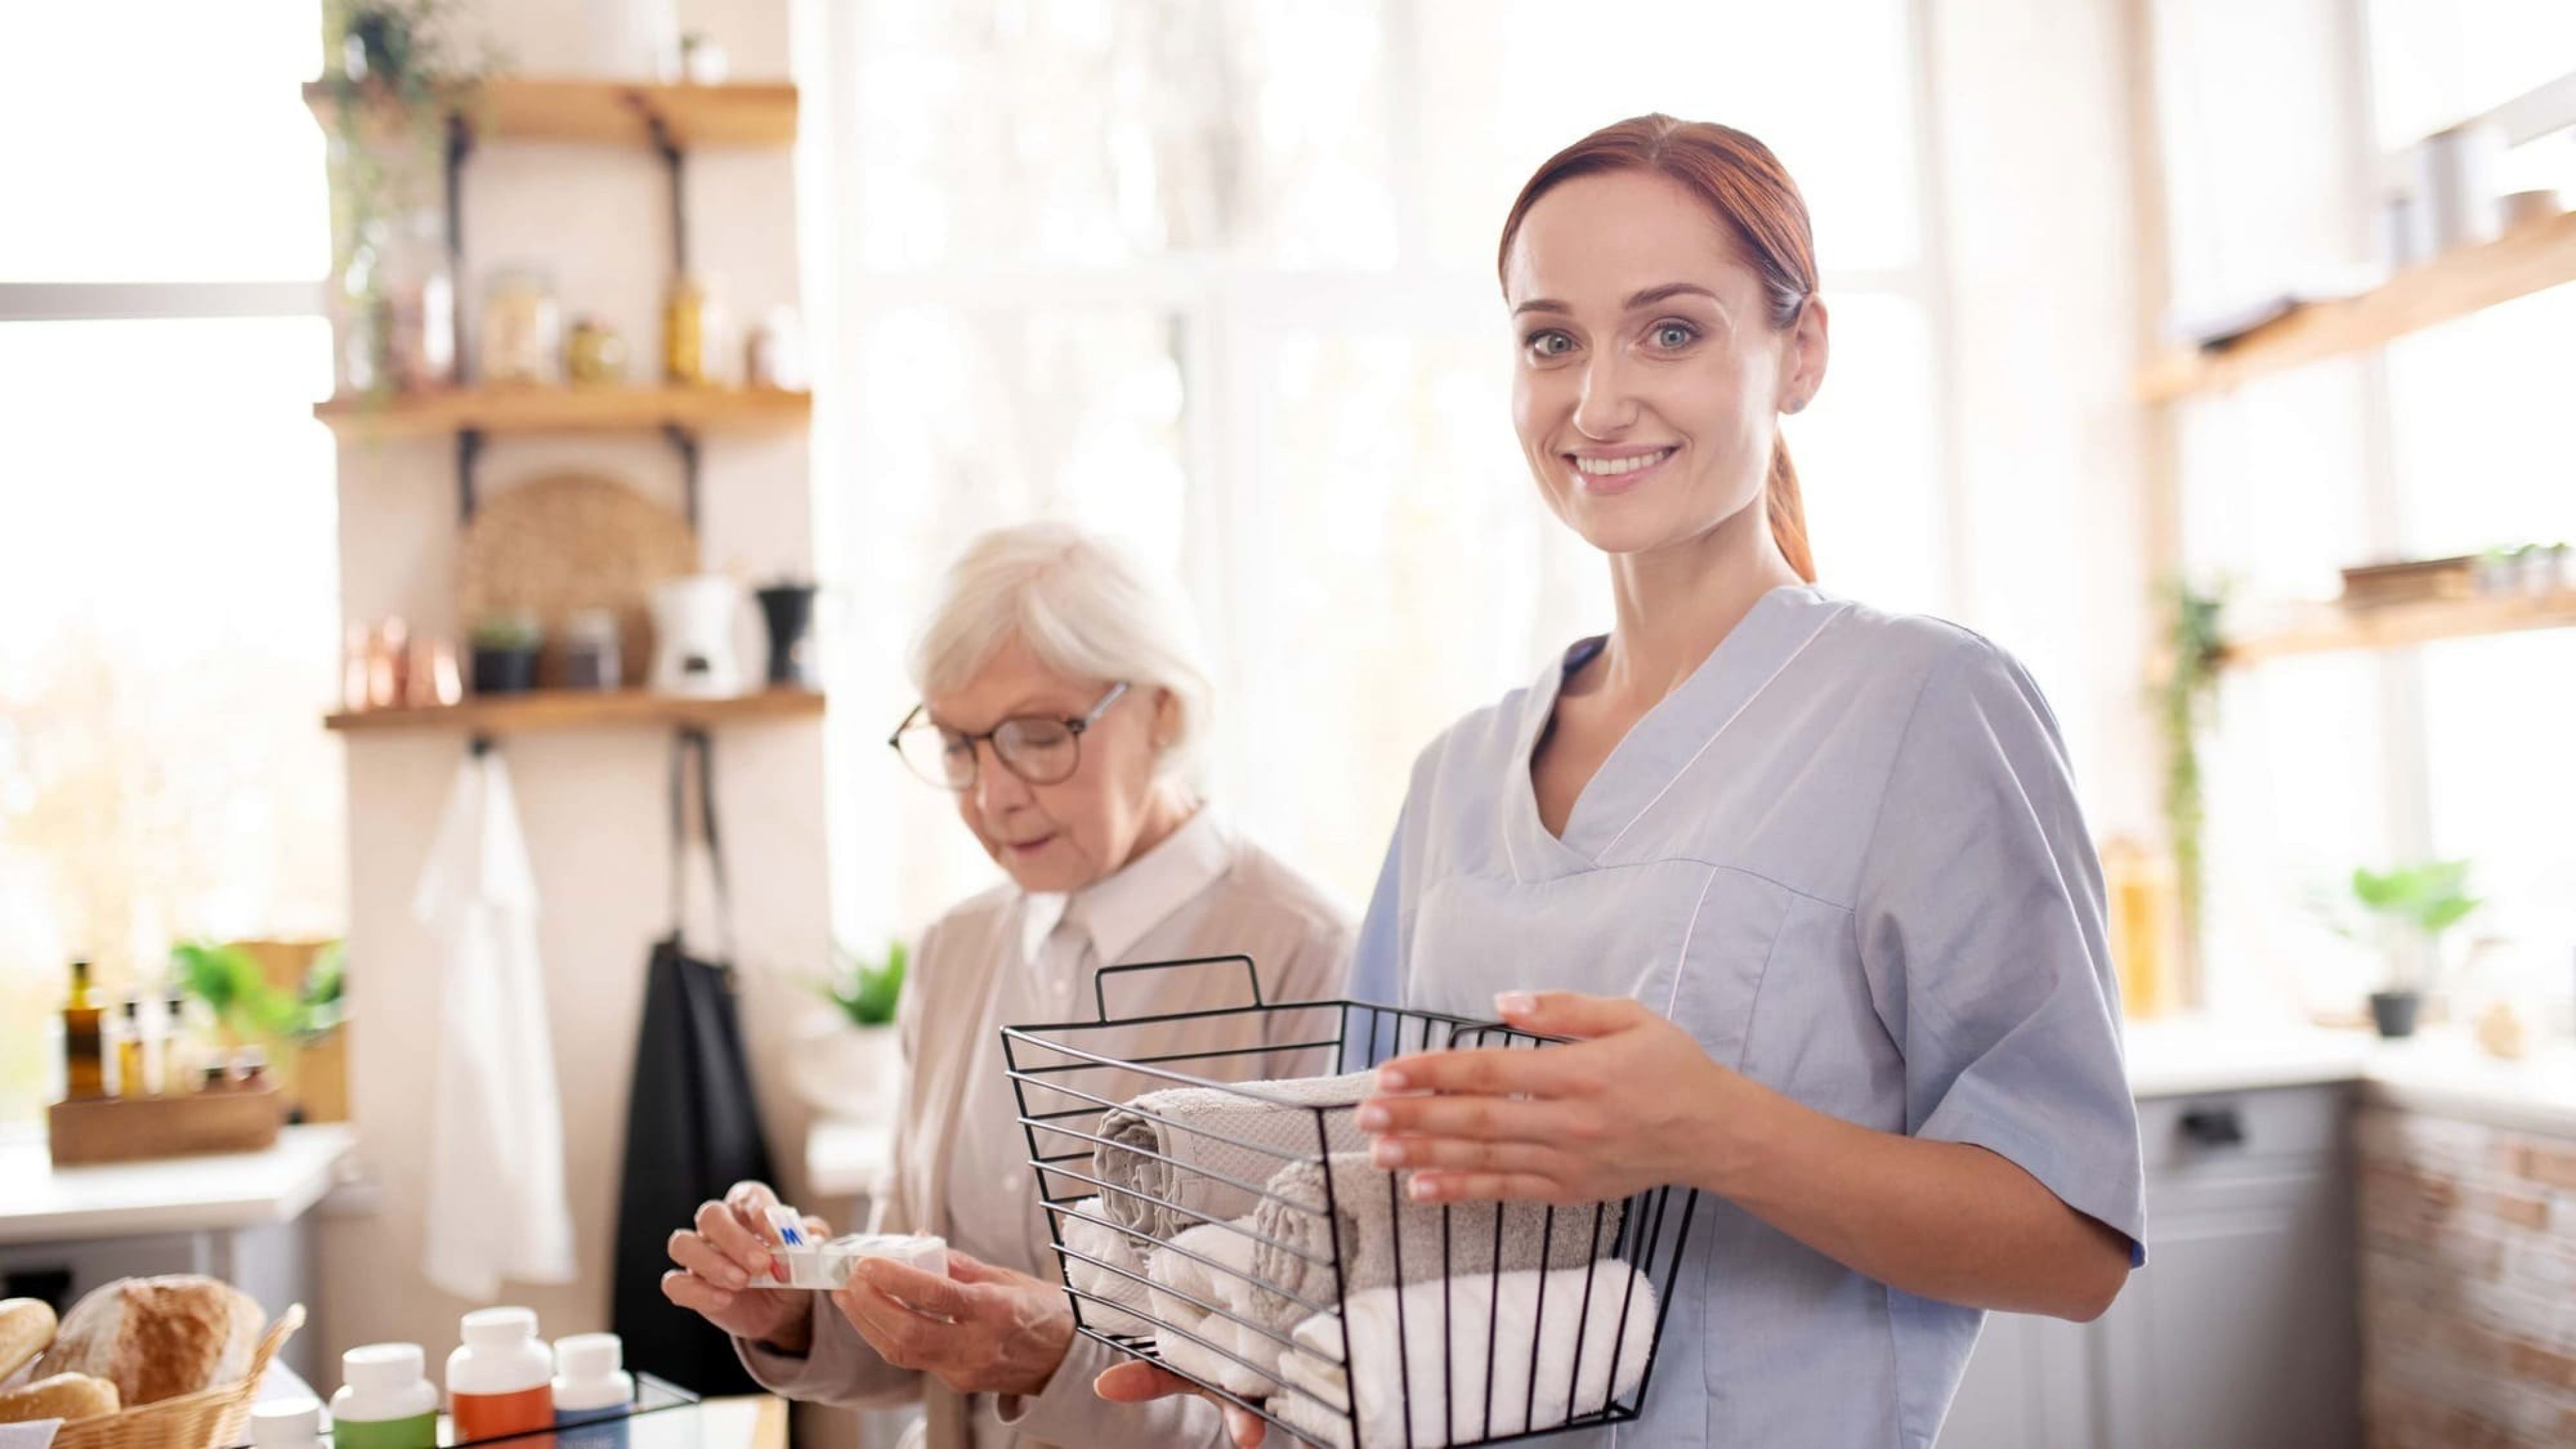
[1571,353,1637,438]
[971,741,1032,812]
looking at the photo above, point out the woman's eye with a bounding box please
[1524,331,1574,359]
[1650,321,1698,349]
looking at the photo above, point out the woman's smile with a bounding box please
[1565,444,1680,496]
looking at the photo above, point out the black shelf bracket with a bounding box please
[442,110,472,275]
[665,424,703,531]
[647,113,689,275]
[457,428,484,521]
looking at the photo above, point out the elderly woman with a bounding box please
[663,521,1352,1449]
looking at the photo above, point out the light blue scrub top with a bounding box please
[1348,585,2146,1448]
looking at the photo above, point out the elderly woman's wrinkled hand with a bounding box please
[662,1180,826,1352]
[829,1248,1077,1398]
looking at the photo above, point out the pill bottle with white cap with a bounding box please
[329,1344,437,1449]
[252,1397,329,1449]
[552,1332,635,1449]
[447,1307,554,1442]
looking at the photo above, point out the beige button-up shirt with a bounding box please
[739,809,1352,1449]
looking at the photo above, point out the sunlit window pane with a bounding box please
[1785,293,1944,616]
[0,318,343,989]
[2384,282,2576,558]
[2365,0,2576,150]
[1413,0,1922,275]
[0,1,328,282]
[848,0,1397,268]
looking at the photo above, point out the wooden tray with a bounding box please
[46,1087,284,1167]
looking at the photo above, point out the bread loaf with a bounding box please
[0,1298,54,1382]
[32,1277,265,1406]
[0,1373,121,1425]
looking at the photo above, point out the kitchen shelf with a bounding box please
[303,76,798,149]
[2220,590,2576,667]
[315,385,812,440]
[2137,208,2576,402]
[326,688,825,735]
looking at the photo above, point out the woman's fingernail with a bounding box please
[1408,1176,1440,1201]
[722,1267,749,1289]
[1376,1067,1408,1091]
[1371,1139,1404,1167]
[1496,991,1536,1016]
[1356,1104,1389,1130]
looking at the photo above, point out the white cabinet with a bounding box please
[1942,1084,2360,1448]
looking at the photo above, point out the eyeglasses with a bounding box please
[888,682,1131,791]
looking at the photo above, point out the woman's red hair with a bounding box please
[1497,114,1819,582]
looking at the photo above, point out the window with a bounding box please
[2151,0,2576,1018]
[815,0,1953,936]
[0,2,341,1123]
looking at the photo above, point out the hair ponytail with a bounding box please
[1767,438,1815,583]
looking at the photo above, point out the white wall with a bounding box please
[319,0,831,1368]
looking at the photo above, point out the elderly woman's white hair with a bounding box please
[908,521,1215,788]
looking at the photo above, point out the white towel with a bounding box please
[1250,1153,1624,1333]
[1144,1221,1290,1399]
[1060,1196,1155,1336]
[415,750,577,1301]
[1095,1071,1379,1239]
[1269,1260,1658,1449]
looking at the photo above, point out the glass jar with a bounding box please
[566,316,628,385]
[663,274,708,384]
[480,267,563,386]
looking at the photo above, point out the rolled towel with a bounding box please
[1095,1071,1379,1239]
[1144,1222,1289,1399]
[1268,1258,1658,1449]
[1059,1197,1155,1337]
[1248,1153,1624,1333]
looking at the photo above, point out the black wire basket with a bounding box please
[1002,956,1701,1449]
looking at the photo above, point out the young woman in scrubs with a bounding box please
[1102,114,2145,1448]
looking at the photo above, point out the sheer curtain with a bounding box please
[806,0,1951,941]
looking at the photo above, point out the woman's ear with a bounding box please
[1148,686,1181,751]
[1780,296,1830,415]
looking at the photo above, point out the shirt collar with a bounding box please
[1018,806,1233,967]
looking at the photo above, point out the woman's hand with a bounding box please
[828,1249,1075,1398]
[1093,1361,1271,1447]
[1358,990,1750,1204]
[662,1180,828,1352]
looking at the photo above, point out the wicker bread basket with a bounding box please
[52,1303,303,1449]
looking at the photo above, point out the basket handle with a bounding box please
[248,1303,305,1382]
[1091,955,1262,1022]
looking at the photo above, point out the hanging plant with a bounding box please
[317,0,503,398]
[2156,576,2229,971]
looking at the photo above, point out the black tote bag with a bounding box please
[610,728,777,1396]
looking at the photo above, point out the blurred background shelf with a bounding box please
[315,385,812,439]
[2137,209,2576,401]
[2220,590,2576,666]
[325,688,825,735]
[303,76,799,148]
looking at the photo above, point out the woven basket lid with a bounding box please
[457,474,698,688]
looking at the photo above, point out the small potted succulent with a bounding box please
[468,612,544,694]
[2317,860,2483,1038]
[789,939,907,1115]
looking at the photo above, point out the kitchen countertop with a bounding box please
[2124,1017,2576,1136]
[0,1122,357,1244]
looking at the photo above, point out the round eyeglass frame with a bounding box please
[885,681,1131,790]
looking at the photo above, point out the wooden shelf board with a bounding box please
[327,689,826,735]
[2220,590,2576,667]
[315,385,811,439]
[304,76,798,148]
[2138,209,2576,402]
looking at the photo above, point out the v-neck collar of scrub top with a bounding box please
[1506,582,1849,878]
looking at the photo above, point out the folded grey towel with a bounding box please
[1248,1153,1625,1334]
[1095,1071,1378,1239]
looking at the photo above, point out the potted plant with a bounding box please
[2318,860,2483,1038]
[469,612,544,694]
[319,1,502,398]
[2154,576,2229,989]
[789,940,907,1116]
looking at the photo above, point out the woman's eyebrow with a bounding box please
[1509,282,1723,319]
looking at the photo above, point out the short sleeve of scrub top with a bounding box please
[1346,585,2145,1449]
